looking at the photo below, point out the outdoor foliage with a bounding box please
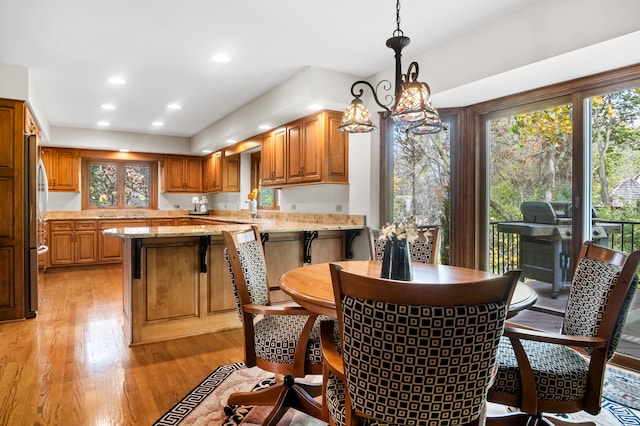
[489,103,573,222]
[392,126,450,227]
[89,162,150,208]
[489,87,640,223]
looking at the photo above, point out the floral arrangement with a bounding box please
[247,188,259,200]
[379,216,420,242]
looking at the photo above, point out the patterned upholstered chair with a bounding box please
[222,226,332,425]
[368,226,440,264]
[487,241,640,426]
[320,263,521,426]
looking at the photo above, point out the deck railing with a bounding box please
[489,219,640,275]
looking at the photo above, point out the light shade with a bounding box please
[392,81,437,124]
[407,108,446,135]
[337,97,376,133]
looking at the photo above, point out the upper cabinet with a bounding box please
[202,151,221,193]
[261,110,348,188]
[222,154,240,192]
[163,155,202,193]
[202,151,240,194]
[41,148,79,192]
[261,128,287,186]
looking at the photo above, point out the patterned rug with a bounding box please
[154,362,640,426]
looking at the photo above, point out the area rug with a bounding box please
[154,362,640,426]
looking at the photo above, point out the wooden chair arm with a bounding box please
[527,305,565,317]
[503,325,608,349]
[243,303,314,316]
[320,321,344,378]
[502,326,607,414]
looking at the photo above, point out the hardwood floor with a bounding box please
[0,267,244,425]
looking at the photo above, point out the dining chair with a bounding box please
[320,263,521,426]
[222,225,333,425]
[368,226,440,264]
[487,241,640,426]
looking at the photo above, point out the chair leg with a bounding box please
[225,374,324,425]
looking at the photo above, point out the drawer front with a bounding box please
[75,220,97,230]
[50,221,73,231]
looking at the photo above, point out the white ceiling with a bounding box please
[0,0,542,140]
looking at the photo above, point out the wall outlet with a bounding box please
[335,204,343,212]
[291,204,296,211]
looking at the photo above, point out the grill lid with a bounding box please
[520,201,571,224]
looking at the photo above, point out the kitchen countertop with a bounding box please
[103,219,364,239]
[45,209,366,226]
[45,209,366,238]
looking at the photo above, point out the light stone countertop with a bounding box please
[103,219,365,239]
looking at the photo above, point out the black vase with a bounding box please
[380,238,413,281]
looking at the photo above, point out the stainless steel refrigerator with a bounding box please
[24,133,48,318]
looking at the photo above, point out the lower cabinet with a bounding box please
[49,221,98,265]
[48,219,151,267]
[98,220,149,263]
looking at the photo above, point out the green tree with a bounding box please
[591,88,640,210]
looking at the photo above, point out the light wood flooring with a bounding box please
[0,267,244,425]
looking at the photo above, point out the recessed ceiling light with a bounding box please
[225,139,236,144]
[152,121,164,126]
[307,103,323,111]
[258,124,271,130]
[97,121,110,126]
[167,103,181,110]
[107,77,126,85]
[119,149,130,153]
[202,149,212,154]
[212,54,231,63]
[101,104,116,110]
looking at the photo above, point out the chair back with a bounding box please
[368,226,440,264]
[223,226,271,321]
[562,241,640,359]
[329,263,520,425]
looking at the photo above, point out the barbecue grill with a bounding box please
[498,201,620,298]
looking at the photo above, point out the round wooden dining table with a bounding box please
[279,260,537,317]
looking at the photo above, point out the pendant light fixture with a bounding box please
[337,0,445,135]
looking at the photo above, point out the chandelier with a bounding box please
[337,0,445,135]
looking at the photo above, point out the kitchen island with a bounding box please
[103,217,364,345]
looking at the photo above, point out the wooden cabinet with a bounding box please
[98,219,149,263]
[0,99,28,320]
[203,151,241,193]
[261,110,348,188]
[41,148,79,191]
[287,114,322,184]
[221,154,240,192]
[202,151,221,193]
[163,155,202,193]
[49,220,98,265]
[324,110,349,183]
[261,128,287,186]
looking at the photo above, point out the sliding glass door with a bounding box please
[485,83,640,359]
[587,85,640,359]
[487,99,574,298]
